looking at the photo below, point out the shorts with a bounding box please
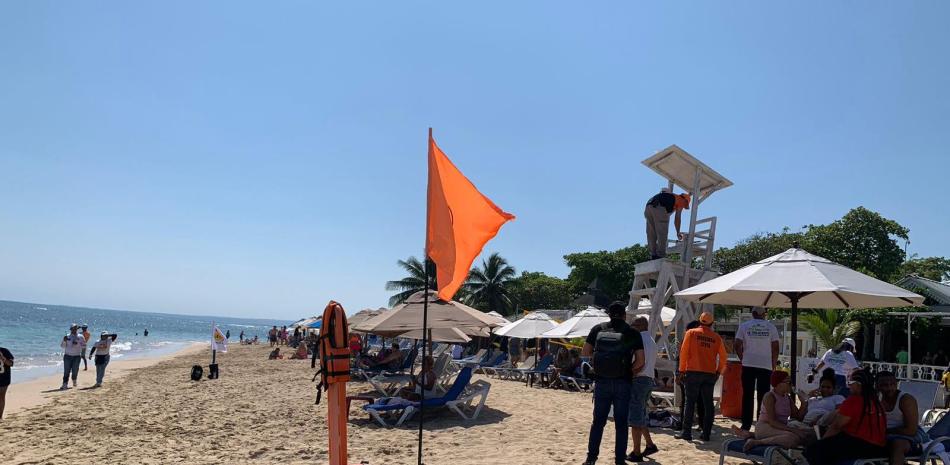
[628,376,654,427]
[269,336,277,342]
[887,430,929,455]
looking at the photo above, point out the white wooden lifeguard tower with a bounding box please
[628,145,733,357]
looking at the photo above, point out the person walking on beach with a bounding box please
[268,326,278,347]
[735,307,779,431]
[60,324,86,390]
[583,302,644,465]
[677,311,727,442]
[239,330,245,343]
[627,316,659,462]
[644,188,690,260]
[81,324,91,371]
[0,345,13,419]
[88,331,118,388]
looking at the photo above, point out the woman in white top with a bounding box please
[876,371,926,465]
[798,370,846,427]
[811,338,859,396]
[88,331,118,388]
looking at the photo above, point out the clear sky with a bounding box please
[1,2,947,320]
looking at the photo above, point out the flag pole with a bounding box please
[418,127,433,465]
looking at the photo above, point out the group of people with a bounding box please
[59,323,119,390]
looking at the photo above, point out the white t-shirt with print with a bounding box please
[820,349,859,377]
[735,318,780,370]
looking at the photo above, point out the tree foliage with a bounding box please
[462,252,517,314]
[563,245,651,303]
[384,256,438,306]
[899,256,950,282]
[803,207,908,281]
[507,271,574,313]
[798,310,861,352]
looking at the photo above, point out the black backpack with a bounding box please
[190,365,203,381]
[592,323,628,379]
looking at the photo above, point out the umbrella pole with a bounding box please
[790,296,799,388]
[417,271,430,465]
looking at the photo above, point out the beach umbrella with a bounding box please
[540,307,609,339]
[307,320,322,329]
[485,311,512,326]
[290,316,320,328]
[675,245,924,384]
[347,308,388,328]
[494,311,558,338]
[350,290,501,337]
[632,299,676,325]
[398,327,472,343]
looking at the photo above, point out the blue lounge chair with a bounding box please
[362,367,491,427]
[473,353,507,374]
[718,438,797,465]
[522,354,555,387]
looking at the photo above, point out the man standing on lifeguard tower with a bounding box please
[644,188,691,259]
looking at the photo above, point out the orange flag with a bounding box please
[426,129,515,301]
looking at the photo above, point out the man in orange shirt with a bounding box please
[677,311,727,442]
[644,189,690,259]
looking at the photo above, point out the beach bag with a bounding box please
[190,364,203,381]
[592,323,627,379]
[313,301,351,405]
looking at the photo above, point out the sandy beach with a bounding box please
[1,345,739,464]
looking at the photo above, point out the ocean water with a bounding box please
[0,300,289,384]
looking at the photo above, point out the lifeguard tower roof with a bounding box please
[642,144,733,198]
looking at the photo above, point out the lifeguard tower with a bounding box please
[628,145,733,356]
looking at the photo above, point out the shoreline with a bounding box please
[3,342,205,418]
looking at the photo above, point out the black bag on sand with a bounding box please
[190,365,203,381]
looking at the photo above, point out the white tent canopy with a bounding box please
[290,316,320,329]
[495,311,558,339]
[540,307,608,339]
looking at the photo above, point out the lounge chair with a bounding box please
[718,438,798,465]
[367,353,453,396]
[473,353,508,374]
[521,354,555,387]
[898,380,941,421]
[454,349,491,369]
[559,373,592,391]
[354,346,418,381]
[362,367,491,427]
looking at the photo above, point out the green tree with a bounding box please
[563,244,651,302]
[899,256,950,282]
[798,310,861,352]
[714,228,805,274]
[802,207,908,281]
[462,252,517,314]
[384,256,437,306]
[507,271,574,313]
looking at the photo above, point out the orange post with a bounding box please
[719,360,743,419]
[328,382,347,465]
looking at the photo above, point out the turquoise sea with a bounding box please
[0,300,289,384]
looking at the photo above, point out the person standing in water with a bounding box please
[88,331,118,388]
[143,328,149,337]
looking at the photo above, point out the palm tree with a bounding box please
[462,252,516,314]
[385,256,436,306]
[799,309,861,352]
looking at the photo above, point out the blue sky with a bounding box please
[1,2,947,320]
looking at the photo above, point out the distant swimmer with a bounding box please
[0,345,13,419]
[143,328,149,337]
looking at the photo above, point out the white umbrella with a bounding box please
[290,316,320,329]
[632,299,676,325]
[494,312,558,339]
[351,290,501,337]
[540,307,609,338]
[398,327,472,343]
[675,246,924,383]
[485,311,512,326]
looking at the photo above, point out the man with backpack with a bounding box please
[677,311,728,442]
[582,302,645,465]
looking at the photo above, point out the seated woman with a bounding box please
[554,347,574,376]
[803,369,887,465]
[877,370,929,465]
[732,371,813,451]
[794,369,846,429]
[289,343,309,360]
[358,343,403,370]
[268,347,283,360]
[396,356,437,401]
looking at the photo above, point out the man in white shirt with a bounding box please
[60,324,87,390]
[734,307,779,431]
[627,317,659,461]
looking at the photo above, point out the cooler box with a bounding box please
[720,360,743,419]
